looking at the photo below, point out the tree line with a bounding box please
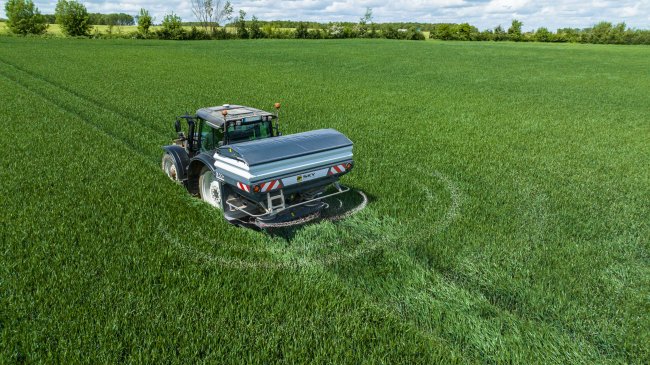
[2,1,426,40]
[429,20,650,45]
[142,5,425,40]
[2,0,134,35]
[37,13,134,26]
[3,0,649,45]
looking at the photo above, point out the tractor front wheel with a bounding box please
[199,167,223,210]
[162,153,180,183]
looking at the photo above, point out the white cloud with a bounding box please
[5,1,650,30]
[484,0,532,14]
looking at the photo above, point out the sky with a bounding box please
[2,0,649,31]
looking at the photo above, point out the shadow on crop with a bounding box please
[263,188,376,241]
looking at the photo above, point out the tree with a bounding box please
[534,27,553,42]
[295,21,308,39]
[327,22,344,38]
[86,13,133,26]
[456,23,473,40]
[478,29,494,41]
[405,27,425,40]
[432,24,453,40]
[87,13,103,25]
[137,8,152,35]
[217,1,234,32]
[116,13,134,26]
[4,0,48,35]
[493,25,507,41]
[191,0,212,31]
[369,22,378,39]
[556,28,580,43]
[357,7,372,37]
[157,13,185,39]
[162,13,182,32]
[383,25,398,39]
[55,0,91,36]
[508,19,523,41]
[190,0,232,34]
[42,14,56,24]
[236,9,248,39]
[589,21,613,44]
[249,15,264,39]
[609,22,626,44]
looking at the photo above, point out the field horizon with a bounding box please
[1,37,648,363]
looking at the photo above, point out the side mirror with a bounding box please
[174,119,181,133]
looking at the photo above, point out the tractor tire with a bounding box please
[162,153,180,183]
[199,167,223,210]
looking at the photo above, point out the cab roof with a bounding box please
[197,105,275,128]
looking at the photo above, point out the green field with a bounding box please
[1,37,648,363]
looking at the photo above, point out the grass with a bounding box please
[0,37,648,363]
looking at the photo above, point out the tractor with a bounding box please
[162,104,354,228]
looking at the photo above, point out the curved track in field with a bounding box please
[158,171,463,270]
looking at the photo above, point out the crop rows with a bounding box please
[1,37,648,363]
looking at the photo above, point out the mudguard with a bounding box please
[189,153,216,172]
[187,153,219,195]
[162,145,190,181]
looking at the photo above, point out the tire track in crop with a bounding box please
[157,207,395,271]
[0,60,163,164]
[406,175,606,362]
[516,180,550,247]
[335,174,603,363]
[157,224,473,363]
[157,171,461,271]
[154,169,489,363]
[0,69,150,161]
[424,170,464,234]
[0,57,168,142]
[157,171,461,272]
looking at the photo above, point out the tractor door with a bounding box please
[199,119,224,152]
[174,115,201,157]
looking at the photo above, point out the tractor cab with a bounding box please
[173,104,280,157]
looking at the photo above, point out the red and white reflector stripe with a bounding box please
[328,164,347,175]
[237,182,250,192]
[259,179,282,192]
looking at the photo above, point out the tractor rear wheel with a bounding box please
[162,153,180,183]
[199,167,223,210]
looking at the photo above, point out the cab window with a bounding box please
[226,120,273,143]
[200,121,223,151]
